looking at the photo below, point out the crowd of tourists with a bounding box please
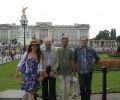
[0,41,23,63]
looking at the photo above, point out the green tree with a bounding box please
[111,28,116,40]
[95,30,111,40]
[116,35,120,52]
[113,28,116,39]
[117,36,120,45]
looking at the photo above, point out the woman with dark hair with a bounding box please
[16,39,43,100]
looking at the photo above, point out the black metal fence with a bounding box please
[94,67,120,100]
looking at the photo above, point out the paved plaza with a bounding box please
[37,93,120,100]
[0,90,120,100]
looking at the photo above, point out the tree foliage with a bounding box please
[111,28,116,40]
[94,30,111,40]
[117,35,120,44]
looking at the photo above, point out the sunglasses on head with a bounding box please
[31,44,38,46]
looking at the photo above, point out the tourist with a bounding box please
[16,39,43,100]
[74,36,100,100]
[57,37,75,100]
[41,37,58,100]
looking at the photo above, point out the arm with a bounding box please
[70,49,76,75]
[41,50,46,72]
[16,52,27,78]
[52,49,59,72]
[93,49,100,64]
[15,67,19,79]
[18,52,28,68]
[74,48,77,63]
[49,49,59,77]
[38,62,42,73]
[73,48,78,75]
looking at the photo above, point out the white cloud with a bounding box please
[0,0,120,38]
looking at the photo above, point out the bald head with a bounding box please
[44,37,52,49]
[44,37,52,44]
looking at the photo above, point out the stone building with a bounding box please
[34,22,90,45]
[90,39,117,52]
[0,22,90,46]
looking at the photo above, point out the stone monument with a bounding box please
[21,7,27,20]
[16,7,32,46]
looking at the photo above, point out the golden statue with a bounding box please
[22,7,27,15]
[21,7,27,20]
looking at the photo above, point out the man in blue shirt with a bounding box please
[74,36,100,100]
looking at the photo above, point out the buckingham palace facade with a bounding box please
[0,22,90,45]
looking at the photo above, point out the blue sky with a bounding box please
[0,0,120,38]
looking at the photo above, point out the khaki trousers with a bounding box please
[57,75,71,100]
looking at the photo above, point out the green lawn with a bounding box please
[92,71,120,93]
[0,60,21,91]
[0,56,120,93]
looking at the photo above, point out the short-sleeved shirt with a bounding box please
[57,48,74,75]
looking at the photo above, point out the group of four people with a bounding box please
[16,36,100,100]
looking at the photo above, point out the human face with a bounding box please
[61,39,68,48]
[31,44,38,50]
[80,37,88,47]
[45,41,51,49]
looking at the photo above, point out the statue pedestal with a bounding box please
[16,35,32,46]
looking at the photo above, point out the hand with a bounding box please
[42,72,48,78]
[44,72,48,77]
[15,72,20,80]
[62,73,66,79]
[50,70,56,77]
[39,72,48,81]
[15,68,20,79]
[72,72,76,76]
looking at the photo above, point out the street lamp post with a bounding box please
[20,7,28,53]
[22,21,27,53]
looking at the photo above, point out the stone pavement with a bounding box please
[37,93,120,100]
[0,90,120,100]
[0,90,27,100]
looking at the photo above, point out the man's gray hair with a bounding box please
[44,37,52,43]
